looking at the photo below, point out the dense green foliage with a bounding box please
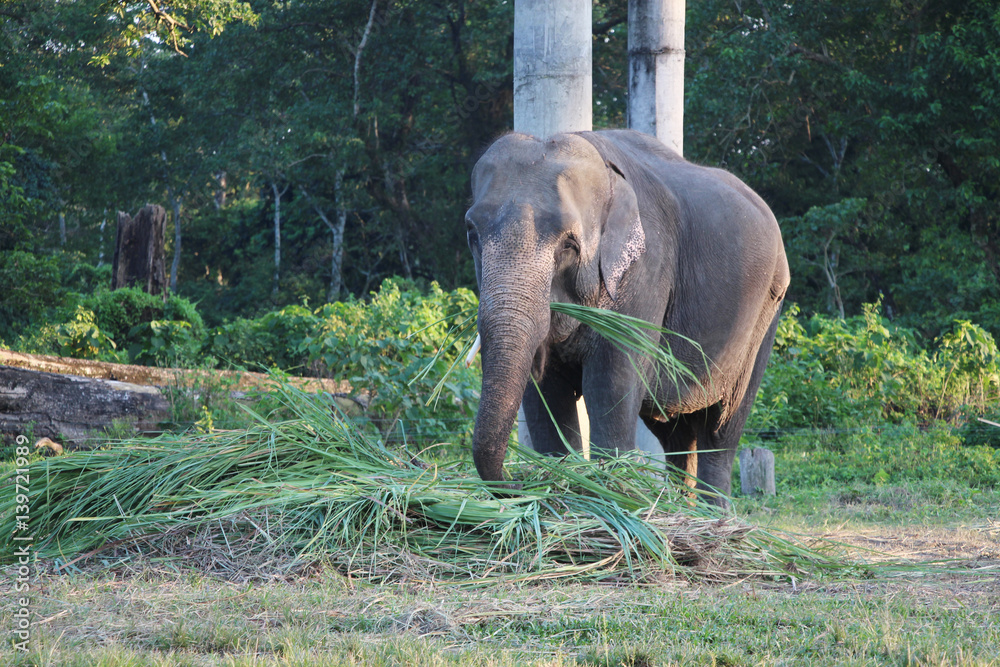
[752,303,999,432]
[7,270,999,452]
[202,278,481,444]
[687,0,1000,336]
[16,286,206,366]
[13,278,479,445]
[2,1,999,456]
[4,0,1000,339]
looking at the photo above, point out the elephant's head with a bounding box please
[465,132,645,482]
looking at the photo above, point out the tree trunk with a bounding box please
[331,171,347,300]
[513,0,592,138]
[381,161,414,279]
[271,181,288,297]
[168,188,182,293]
[353,0,378,118]
[98,209,107,267]
[301,181,346,302]
[214,171,227,210]
[111,204,168,298]
[628,0,686,155]
[0,365,171,447]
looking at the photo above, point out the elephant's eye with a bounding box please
[556,235,579,265]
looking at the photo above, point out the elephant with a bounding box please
[465,129,789,505]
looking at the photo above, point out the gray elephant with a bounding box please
[465,129,789,505]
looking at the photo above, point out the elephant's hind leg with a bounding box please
[644,407,734,505]
[697,306,784,504]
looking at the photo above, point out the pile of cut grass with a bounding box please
[2,380,848,584]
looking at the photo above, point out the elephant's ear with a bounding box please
[600,166,645,302]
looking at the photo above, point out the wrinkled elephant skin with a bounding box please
[465,129,789,505]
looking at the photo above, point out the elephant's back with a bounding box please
[580,131,789,411]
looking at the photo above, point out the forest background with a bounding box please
[2,0,999,445]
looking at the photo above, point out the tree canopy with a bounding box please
[2,0,998,340]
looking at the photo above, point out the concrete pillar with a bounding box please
[513,0,592,138]
[513,0,593,451]
[628,0,686,155]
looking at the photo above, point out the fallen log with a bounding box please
[0,365,171,446]
[0,349,349,392]
[0,349,353,448]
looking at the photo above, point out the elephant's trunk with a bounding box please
[472,281,551,482]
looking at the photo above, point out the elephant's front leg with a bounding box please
[581,348,645,457]
[522,361,584,455]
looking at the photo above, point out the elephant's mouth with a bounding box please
[547,308,578,344]
[530,309,583,381]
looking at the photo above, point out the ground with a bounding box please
[3,490,998,667]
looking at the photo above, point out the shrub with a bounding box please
[13,287,206,367]
[299,278,480,446]
[200,278,481,447]
[0,249,68,342]
[751,303,1000,432]
[767,423,1000,491]
[74,287,206,367]
[82,287,204,343]
[203,304,318,370]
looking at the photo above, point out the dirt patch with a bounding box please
[808,522,1000,610]
[820,522,1000,563]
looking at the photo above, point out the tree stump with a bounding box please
[112,204,168,297]
[739,447,776,496]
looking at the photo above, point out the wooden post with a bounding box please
[739,448,776,496]
[111,204,168,297]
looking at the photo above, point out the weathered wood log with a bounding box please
[0,365,171,447]
[739,447,776,497]
[0,349,349,393]
[112,204,168,296]
[0,349,358,448]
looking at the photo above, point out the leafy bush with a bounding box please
[81,287,205,367]
[0,249,68,342]
[13,287,206,367]
[50,306,124,361]
[204,304,318,370]
[299,278,480,446]
[81,287,204,343]
[15,305,122,362]
[764,424,1000,491]
[752,303,1000,432]
[198,278,480,447]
